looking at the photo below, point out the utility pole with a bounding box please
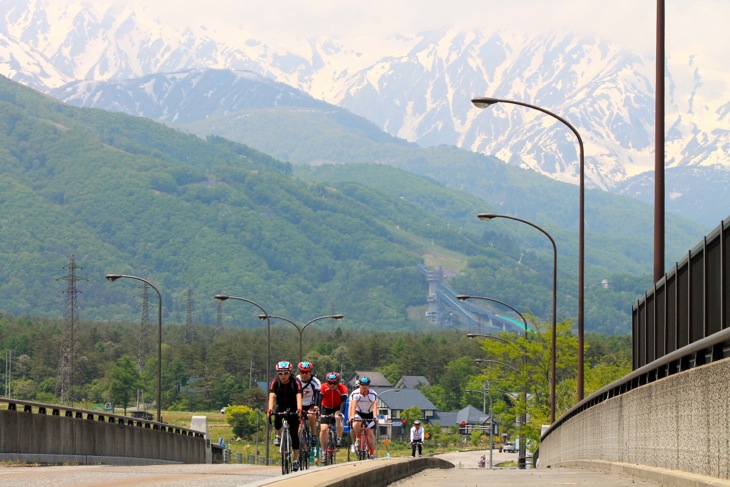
[184,288,194,345]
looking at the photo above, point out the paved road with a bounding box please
[0,450,667,487]
[392,450,663,486]
[0,463,281,487]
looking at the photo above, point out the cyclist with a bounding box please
[296,361,320,446]
[348,376,378,459]
[318,371,348,454]
[266,361,303,471]
[410,420,425,457]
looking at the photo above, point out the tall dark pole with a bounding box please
[214,294,271,464]
[106,274,163,423]
[264,314,344,363]
[476,213,558,423]
[472,97,585,405]
[654,0,665,282]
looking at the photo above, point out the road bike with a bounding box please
[411,439,423,458]
[270,411,296,474]
[319,413,339,466]
[298,409,316,470]
[352,417,376,460]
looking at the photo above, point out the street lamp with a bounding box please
[475,213,558,423]
[458,295,529,339]
[472,96,584,403]
[261,314,344,363]
[466,380,493,469]
[105,274,163,423]
[469,334,528,469]
[214,294,271,464]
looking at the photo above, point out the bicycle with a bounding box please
[319,413,339,466]
[352,417,376,460]
[297,410,316,470]
[411,439,423,458]
[270,411,296,475]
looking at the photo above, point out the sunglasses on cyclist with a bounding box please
[278,372,290,376]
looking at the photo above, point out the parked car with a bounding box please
[501,442,517,453]
[130,411,154,421]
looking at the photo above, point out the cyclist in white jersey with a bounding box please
[296,361,320,446]
[348,377,378,458]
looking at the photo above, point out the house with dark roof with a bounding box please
[373,387,437,438]
[346,371,392,389]
[433,405,500,436]
[393,376,430,389]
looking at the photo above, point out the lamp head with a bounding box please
[456,295,470,301]
[258,314,269,320]
[471,97,500,109]
[105,274,122,282]
[214,294,230,301]
[331,314,344,320]
[477,213,498,221]
[466,333,477,339]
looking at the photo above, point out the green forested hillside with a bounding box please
[0,75,495,330]
[0,75,708,336]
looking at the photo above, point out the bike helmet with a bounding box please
[414,420,421,425]
[298,361,314,373]
[325,372,340,384]
[358,376,371,386]
[275,361,293,372]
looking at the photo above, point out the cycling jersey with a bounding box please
[349,388,378,414]
[269,376,302,411]
[410,426,425,442]
[297,375,321,407]
[320,383,348,410]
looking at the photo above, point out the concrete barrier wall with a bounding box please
[0,408,207,465]
[540,358,730,480]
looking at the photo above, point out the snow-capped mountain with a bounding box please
[1,0,728,206]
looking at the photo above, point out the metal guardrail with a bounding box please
[632,216,728,369]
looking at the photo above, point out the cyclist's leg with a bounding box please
[335,412,344,444]
[366,427,376,457]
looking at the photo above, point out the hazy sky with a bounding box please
[125,0,729,63]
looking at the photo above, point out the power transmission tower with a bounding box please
[184,288,193,345]
[57,255,84,405]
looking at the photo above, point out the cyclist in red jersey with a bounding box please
[318,372,347,450]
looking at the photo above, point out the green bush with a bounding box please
[225,405,260,438]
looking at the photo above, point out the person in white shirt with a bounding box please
[296,361,321,447]
[348,377,378,459]
[410,420,424,457]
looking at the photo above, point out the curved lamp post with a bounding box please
[475,213,558,423]
[469,334,528,469]
[458,295,529,339]
[471,96,584,403]
[105,274,163,422]
[214,294,272,464]
[261,314,344,363]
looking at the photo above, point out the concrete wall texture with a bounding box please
[0,409,207,465]
[541,358,730,480]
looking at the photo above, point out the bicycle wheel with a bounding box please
[281,427,291,475]
[326,428,337,465]
[298,424,309,470]
[358,433,368,460]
